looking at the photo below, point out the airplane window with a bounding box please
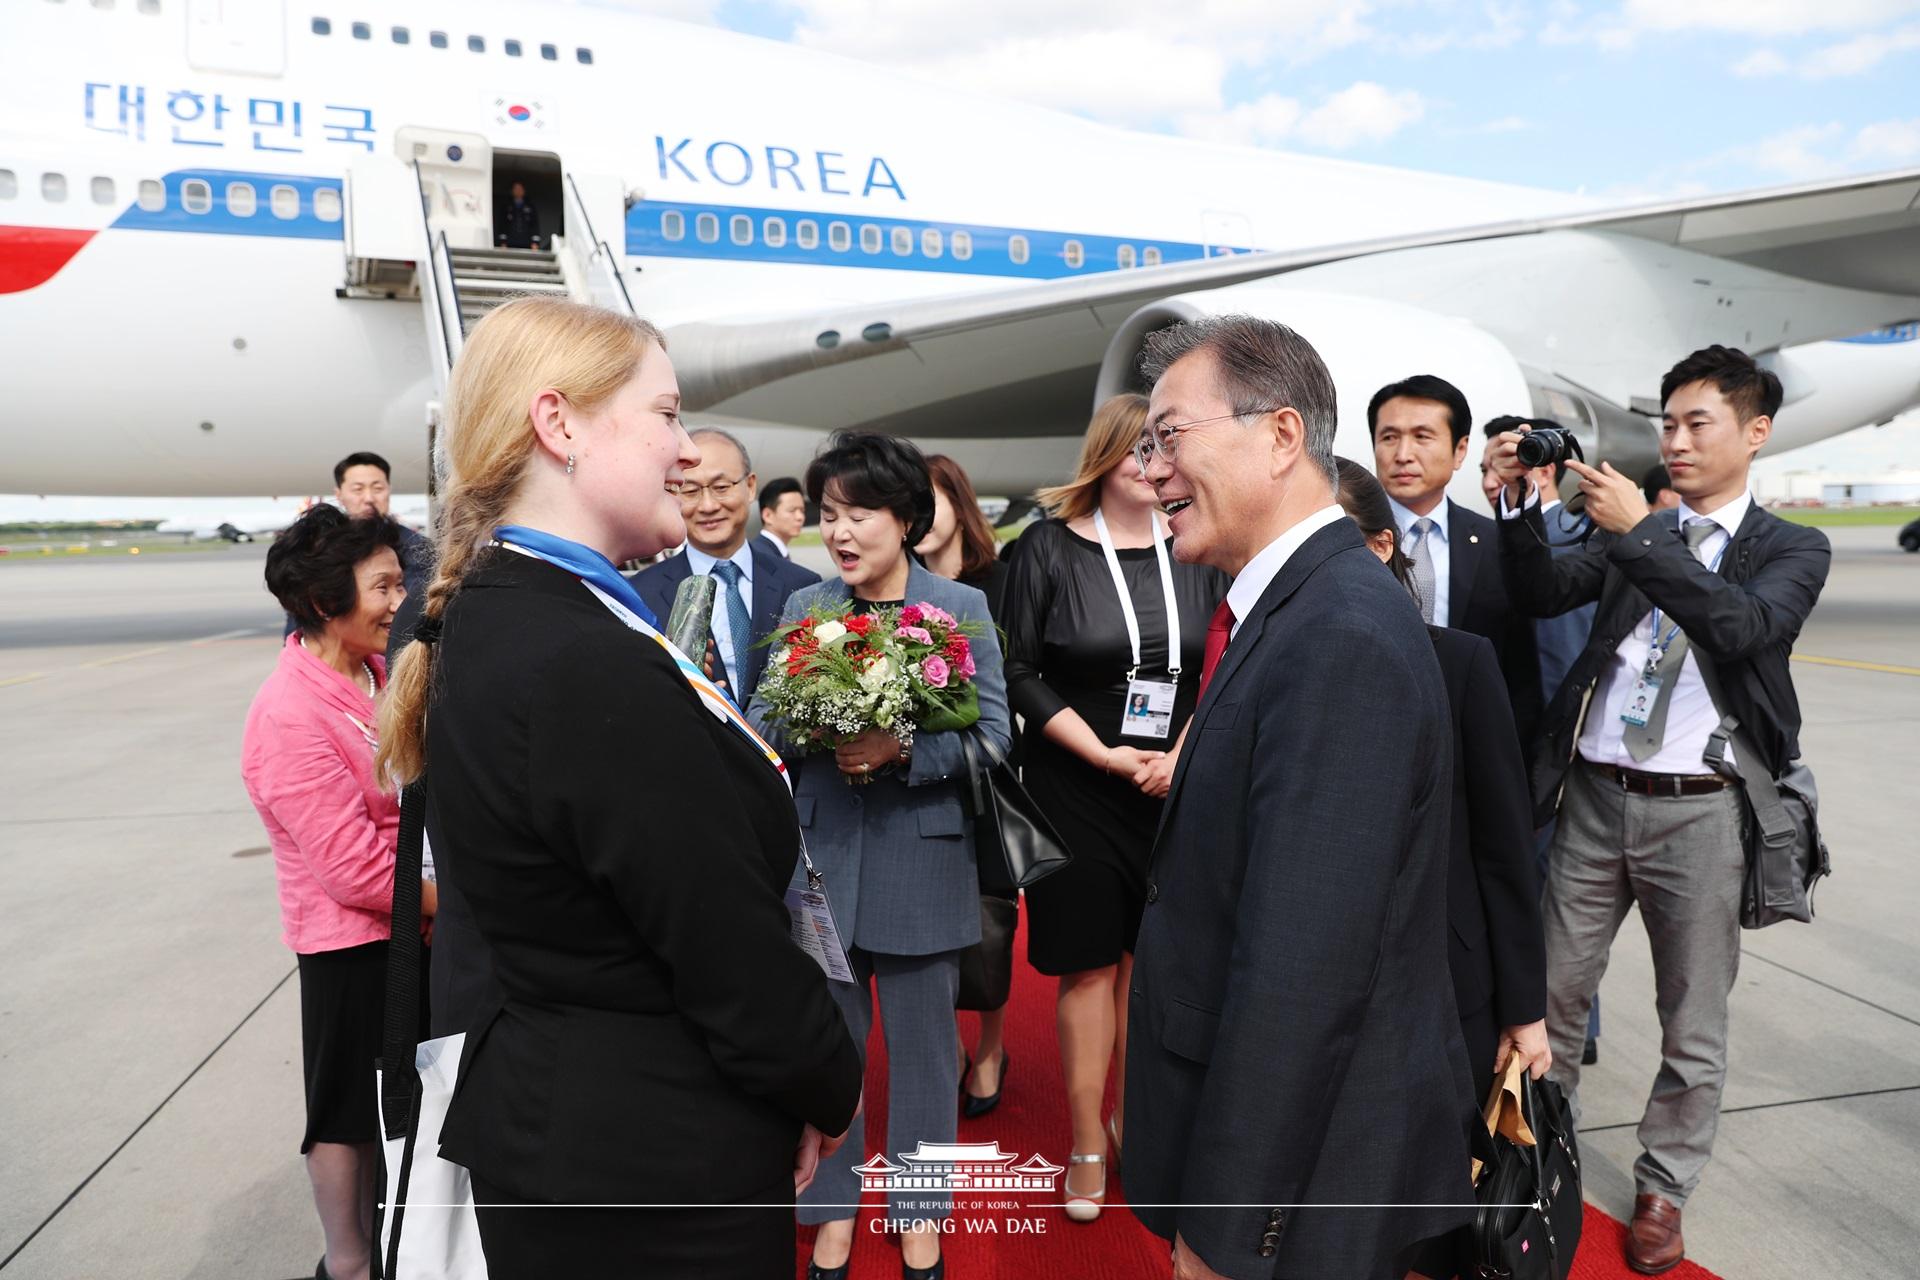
[504,39,522,57]
[136,178,164,210]
[351,21,369,40]
[0,170,15,200]
[763,217,787,248]
[92,176,117,205]
[1142,246,1162,266]
[796,220,819,250]
[730,214,752,245]
[180,178,211,213]
[576,47,593,64]
[921,228,942,258]
[951,230,972,261]
[661,210,685,241]
[1063,240,1085,269]
[1008,234,1029,265]
[392,26,409,45]
[1116,244,1136,270]
[42,173,69,203]
[467,35,484,52]
[226,181,256,217]
[429,31,447,48]
[695,212,718,243]
[269,184,299,219]
[859,225,882,254]
[314,187,342,221]
[540,43,557,61]
[890,226,912,256]
[828,222,851,252]
[311,17,330,35]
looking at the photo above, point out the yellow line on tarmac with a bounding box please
[74,645,174,670]
[1793,654,1920,677]
[0,672,48,688]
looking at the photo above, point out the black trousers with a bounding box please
[470,1173,793,1279]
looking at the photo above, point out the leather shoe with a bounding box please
[1627,1194,1685,1274]
[963,1051,1007,1119]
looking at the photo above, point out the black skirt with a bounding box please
[1021,737,1162,975]
[297,940,389,1152]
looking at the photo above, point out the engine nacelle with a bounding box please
[1095,284,1661,514]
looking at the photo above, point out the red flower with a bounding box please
[845,613,874,636]
[899,605,924,627]
[944,634,971,664]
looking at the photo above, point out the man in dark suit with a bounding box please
[1371,376,1543,747]
[1128,317,1474,1280]
[630,428,819,703]
[1490,345,1831,1275]
[289,452,436,657]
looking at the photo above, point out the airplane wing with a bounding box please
[671,166,1920,439]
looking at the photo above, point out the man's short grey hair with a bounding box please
[689,426,752,478]
[1137,315,1339,488]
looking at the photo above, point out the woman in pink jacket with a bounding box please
[241,504,429,1280]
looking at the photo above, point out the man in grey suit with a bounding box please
[1127,316,1474,1280]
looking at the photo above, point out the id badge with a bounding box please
[1619,672,1663,728]
[786,867,856,984]
[1119,678,1177,740]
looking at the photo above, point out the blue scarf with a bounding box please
[492,524,660,628]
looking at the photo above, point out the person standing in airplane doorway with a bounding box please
[498,181,541,250]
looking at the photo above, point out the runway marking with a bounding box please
[0,627,269,690]
[1581,1082,1920,1133]
[1793,653,1920,677]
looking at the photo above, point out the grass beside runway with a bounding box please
[1774,506,1920,527]
[0,540,239,564]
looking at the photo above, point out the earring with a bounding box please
[565,453,575,476]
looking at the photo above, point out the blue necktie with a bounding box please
[710,559,752,691]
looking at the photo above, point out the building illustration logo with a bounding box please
[854,1142,1064,1193]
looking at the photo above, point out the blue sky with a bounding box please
[666,0,1920,198]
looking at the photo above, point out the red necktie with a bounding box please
[1198,600,1235,700]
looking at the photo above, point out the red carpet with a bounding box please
[797,912,1724,1280]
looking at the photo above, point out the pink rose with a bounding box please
[960,652,976,678]
[894,625,934,645]
[921,654,951,689]
[917,603,958,628]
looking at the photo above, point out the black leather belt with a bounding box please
[1585,759,1732,797]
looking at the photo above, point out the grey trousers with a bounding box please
[796,947,962,1225]
[1543,762,1746,1206]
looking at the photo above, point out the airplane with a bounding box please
[3,0,1918,518]
[154,507,300,541]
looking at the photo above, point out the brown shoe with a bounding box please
[1626,1194,1686,1274]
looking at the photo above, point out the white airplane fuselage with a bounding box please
[2,1,1915,501]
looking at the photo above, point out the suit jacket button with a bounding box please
[1258,1243,1277,1258]
[1642,537,1653,546]
[1145,881,1158,904]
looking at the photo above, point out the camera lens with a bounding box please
[1516,428,1569,470]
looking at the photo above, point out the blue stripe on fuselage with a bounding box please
[110,170,344,240]
[1836,324,1920,345]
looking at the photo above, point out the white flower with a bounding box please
[773,647,790,665]
[859,656,894,691]
[813,620,848,644]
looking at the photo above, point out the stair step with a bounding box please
[454,278,571,297]
[451,247,556,263]
[451,268,566,284]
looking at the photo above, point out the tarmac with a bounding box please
[0,527,1914,1279]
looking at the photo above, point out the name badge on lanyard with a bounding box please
[1619,529,1725,731]
[1095,508,1182,741]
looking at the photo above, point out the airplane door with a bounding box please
[396,127,493,250]
[1202,211,1254,257]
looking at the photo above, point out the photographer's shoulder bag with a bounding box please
[1692,651,1831,929]
[1470,1063,1583,1280]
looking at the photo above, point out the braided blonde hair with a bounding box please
[376,297,664,786]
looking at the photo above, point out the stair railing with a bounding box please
[562,172,639,318]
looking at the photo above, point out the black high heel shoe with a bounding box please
[962,1050,1008,1119]
[807,1260,851,1280]
[903,1255,946,1280]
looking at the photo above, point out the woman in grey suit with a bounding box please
[748,432,1012,1280]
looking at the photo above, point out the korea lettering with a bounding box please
[83,84,371,153]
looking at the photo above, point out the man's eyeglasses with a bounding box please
[668,472,749,501]
[1133,408,1278,473]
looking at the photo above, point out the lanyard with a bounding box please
[1646,524,1729,662]
[1093,508,1182,679]
[494,533,790,792]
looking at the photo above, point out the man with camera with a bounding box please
[1488,345,1831,1275]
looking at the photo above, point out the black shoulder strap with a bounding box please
[380,780,427,1137]
[1691,651,1794,848]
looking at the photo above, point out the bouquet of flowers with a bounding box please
[756,601,982,759]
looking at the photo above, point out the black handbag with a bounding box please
[955,894,1018,1011]
[960,731,1072,890]
[1470,1073,1583,1280]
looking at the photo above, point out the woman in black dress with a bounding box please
[1001,394,1229,1222]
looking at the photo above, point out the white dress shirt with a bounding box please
[1225,505,1349,639]
[684,542,756,677]
[1572,490,1751,774]
[1388,495,1451,626]
[758,528,791,559]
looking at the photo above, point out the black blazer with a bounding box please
[1125,519,1475,1280]
[629,537,820,701]
[426,550,861,1206]
[1447,499,1544,750]
[1500,499,1832,823]
[1429,626,1546,1035]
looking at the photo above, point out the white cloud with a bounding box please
[1476,115,1534,134]
[1850,117,1920,163]
[1800,24,1920,74]
[1720,117,1920,180]
[1733,49,1791,76]
[1180,81,1426,150]
[1619,0,1920,36]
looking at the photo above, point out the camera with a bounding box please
[1516,426,1582,470]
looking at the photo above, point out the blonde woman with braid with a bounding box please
[377,297,862,1278]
